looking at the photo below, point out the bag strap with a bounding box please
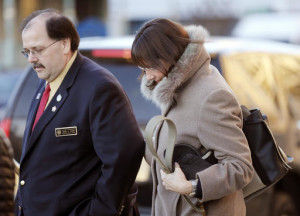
[144,115,176,173]
[144,115,206,215]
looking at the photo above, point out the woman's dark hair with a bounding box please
[131,18,191,75]
[20,8,79,52]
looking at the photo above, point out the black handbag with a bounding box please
[171,144,217,180]
[241,105,293,200]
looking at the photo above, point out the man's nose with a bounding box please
[28,53,38,63]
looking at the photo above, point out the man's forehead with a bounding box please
[23,15,47,33]
[22,18,49,47]
[22,17,49,42]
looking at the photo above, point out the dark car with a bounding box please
[0,69,23,119]
[2,36,300,216]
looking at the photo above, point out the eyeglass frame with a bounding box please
[21,40,60,58]
[138,65,171,78]
[138,66,160,73]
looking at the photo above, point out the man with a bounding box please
[15,9,144,216]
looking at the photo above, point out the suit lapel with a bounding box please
[21,53,84,163]
[25,88,69,152]
[20,81,45,163]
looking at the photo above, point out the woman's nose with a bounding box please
[146,73,155,82]
[145,71,154,81]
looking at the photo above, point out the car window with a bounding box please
[81,51,223,126]
[13,69,40,118]
[210,56,222,74]
[0,73,20,107]
[80,51,160,126]
[103,63,160,125]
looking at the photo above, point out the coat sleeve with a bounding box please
[70,79,145,216]
[196,88,254,202]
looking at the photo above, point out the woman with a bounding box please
[131,18,254,216]
[0,129,15,216]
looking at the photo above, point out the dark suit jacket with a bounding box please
[15,53,145,216]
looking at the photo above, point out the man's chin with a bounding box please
[35,71,48,80]
[34,67,44,73]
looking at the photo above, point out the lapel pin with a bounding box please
[36,93,41,99]
[52,106,57,112]
[56,94,62,102]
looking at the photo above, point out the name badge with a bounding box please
[55,126,78,137]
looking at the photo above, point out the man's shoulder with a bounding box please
[76,55,120,87]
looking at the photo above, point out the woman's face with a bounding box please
[139,67,166,90]
[145,68,165,82]
[139,60,171,89]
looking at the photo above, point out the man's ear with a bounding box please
[62,38,71,54]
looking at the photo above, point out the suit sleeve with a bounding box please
[196,88,254,202]
[73,79,144,216]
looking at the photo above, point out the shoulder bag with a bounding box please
[144,106,293,212]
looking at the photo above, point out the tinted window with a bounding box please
[13,69,40,117]
[84,54,224,126]
[0,73,20,107]
[103,63,160,125]
[210,56,222,74]
[80,52,160,126]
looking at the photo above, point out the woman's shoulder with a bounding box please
[188,65,234,97]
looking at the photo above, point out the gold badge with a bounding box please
[55,126,78,137]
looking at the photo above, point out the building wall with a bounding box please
[0,0,71,69]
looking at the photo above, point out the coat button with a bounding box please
[20,180,25,186]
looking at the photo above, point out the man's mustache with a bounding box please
[32,63,45,70]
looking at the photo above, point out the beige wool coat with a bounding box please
[141,25,254,216]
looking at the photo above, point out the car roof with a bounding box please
[79,36,133,50]
[205,36,300,55]
[79,35,300,57]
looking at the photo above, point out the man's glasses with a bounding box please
[21,40,60,58]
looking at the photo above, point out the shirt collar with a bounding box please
[48,51,77,96]
[45,51,77,108]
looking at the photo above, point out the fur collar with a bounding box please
[140,25,211,111]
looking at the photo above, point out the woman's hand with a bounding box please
[160,163,193,195]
